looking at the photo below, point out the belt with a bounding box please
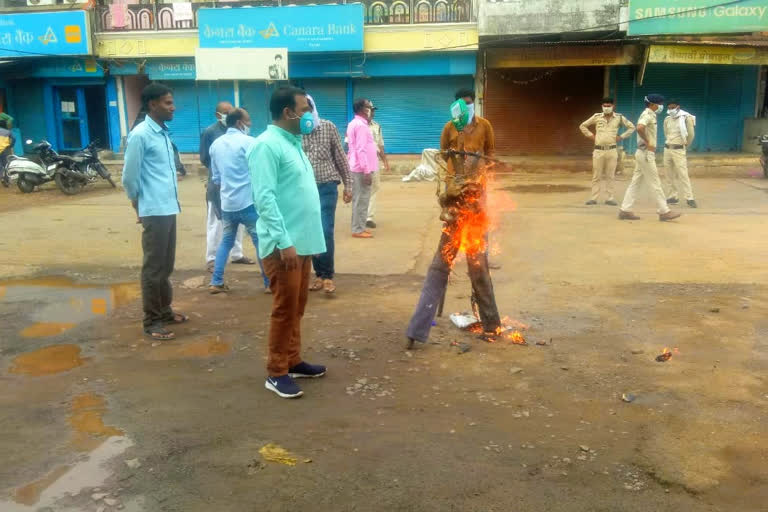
[594,145,617,150]
[665,144,685,150]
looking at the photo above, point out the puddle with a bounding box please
[145,337,231,360]
[10,344,87,376]
[0,276,139,339]
[502,184,589,193]
[69,393,124,451]
[14,466,70,506]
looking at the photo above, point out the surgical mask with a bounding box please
[655,104,664,114]
[240,124,251,136]
[217,113,227,126]
[602,106,613,114]
[668,107,680,116]
[466,103,475,124]
[289,111,315,135]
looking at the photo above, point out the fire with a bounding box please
[656,347,679,362]
[440,178,490,264]
[466,317,528,345]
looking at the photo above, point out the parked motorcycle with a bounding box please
[4,140,62,193]
[758,134,768,178]
[72,140,116,189]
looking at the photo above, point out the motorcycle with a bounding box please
[4,140,62,193]
[71,140,116,189]
[758,134,768,178]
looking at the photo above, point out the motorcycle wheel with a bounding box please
[55,171,84,195]
[17,174,35,193]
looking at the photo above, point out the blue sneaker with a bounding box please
[265,375,303,398]
[288,362,327,379]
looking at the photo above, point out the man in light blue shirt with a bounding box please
[208,108,269,293]
[123,83,188,340]
[249,86,327,399]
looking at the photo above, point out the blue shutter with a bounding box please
[301,79,348,138]
[164,80,235,153]
[615,64,757,153]
[353,76,473,154]
[240,81,275,138]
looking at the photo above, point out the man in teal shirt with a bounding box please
[249,86,327,399]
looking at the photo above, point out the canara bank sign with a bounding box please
[198,5,364,52]
[628,0,768,34]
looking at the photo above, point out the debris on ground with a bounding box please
[656,348,673,362]
[709,307,720,313]
[535,339,552,346]
[451,340,472,354]
[509,367,523,375]
[259,443,299,466]
[449,313,479,329]
[621,393,636,403]
[124,458,141,469]
[346,377,395,398]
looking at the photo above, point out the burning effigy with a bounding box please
[406,95,523,349]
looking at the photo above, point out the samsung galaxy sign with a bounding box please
[628,0,768,35]
[198,4,364,52]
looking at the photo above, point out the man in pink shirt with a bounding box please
[346,98,379,239]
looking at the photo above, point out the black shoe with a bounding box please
[666,198,679,205]
[687,200,698,208]
[366,220,377,229]
[585,200,597,205]
[288,361,327,379]
[605,200,618,206]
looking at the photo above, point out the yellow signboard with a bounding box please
[95,35,198,58]
[486,46,642,68]
[649,44,768,65]
[364,25,477,53]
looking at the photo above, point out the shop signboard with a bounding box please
[649,44,768,65]
[146,59,196,80]
[198,4,364,52]
[0,11,91,58]
[628,0,768,35]
[195,48,288,80]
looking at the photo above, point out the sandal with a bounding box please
[145,326,176,340]
[309,278,324,291]
[167,312,190,324]
[231,257,256,265]
[323,279,336,294]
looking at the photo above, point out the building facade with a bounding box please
[477,0,767,155]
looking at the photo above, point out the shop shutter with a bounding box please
[164,81,234,153]
[353,76,473,154]
[615,64,757,152]
[484,67,603,156]
[239,81,275,138]
[301,79,348,138]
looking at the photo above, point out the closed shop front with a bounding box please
[163,80,235,153]
[615,62,758,153]
[485,67,604,155]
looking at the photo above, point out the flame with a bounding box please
[465,317,528,345]
[656,347,678,362]
[441,177,490,264]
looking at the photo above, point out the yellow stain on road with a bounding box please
[10,344,86,376]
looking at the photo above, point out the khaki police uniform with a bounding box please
[662,114,695,201]
[579,112,635,202]
[620,108,671,214]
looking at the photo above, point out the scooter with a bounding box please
[758,134,768,178]
[4,140,60,193]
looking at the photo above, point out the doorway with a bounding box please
[53,85,109,152]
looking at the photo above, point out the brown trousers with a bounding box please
[262,252,311,377]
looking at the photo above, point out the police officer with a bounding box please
[662,99,697,208]
[618,94,681,222]
[579,97,635,206]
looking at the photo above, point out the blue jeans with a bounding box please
[211,205,269,288]
[312,182,338,280]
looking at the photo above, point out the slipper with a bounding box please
[209,284,230,295]
[145,327,176,340]
[231,257,256,265]
[352,232,373,239]
[323,279,336,294]
[309,278,324,291]
[167,312,189,324]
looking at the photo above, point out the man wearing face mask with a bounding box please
[249,86,327,399]
[207,108,269,294]
[579,97,635,206]
[618,94,681,222]
[662,99,697,208]
[200,101,253,272]
[346,98,379,238]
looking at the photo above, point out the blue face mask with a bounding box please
[298,111,315,135]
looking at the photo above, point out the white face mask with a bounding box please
[668,107,680,116]
[240,124,251,136]
[217,113,227,126]
[602,106,613,114]
[466,103,475,124]
[654,104,664,114]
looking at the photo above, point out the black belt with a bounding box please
[594,145,617,150]
[665,144,685,150]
